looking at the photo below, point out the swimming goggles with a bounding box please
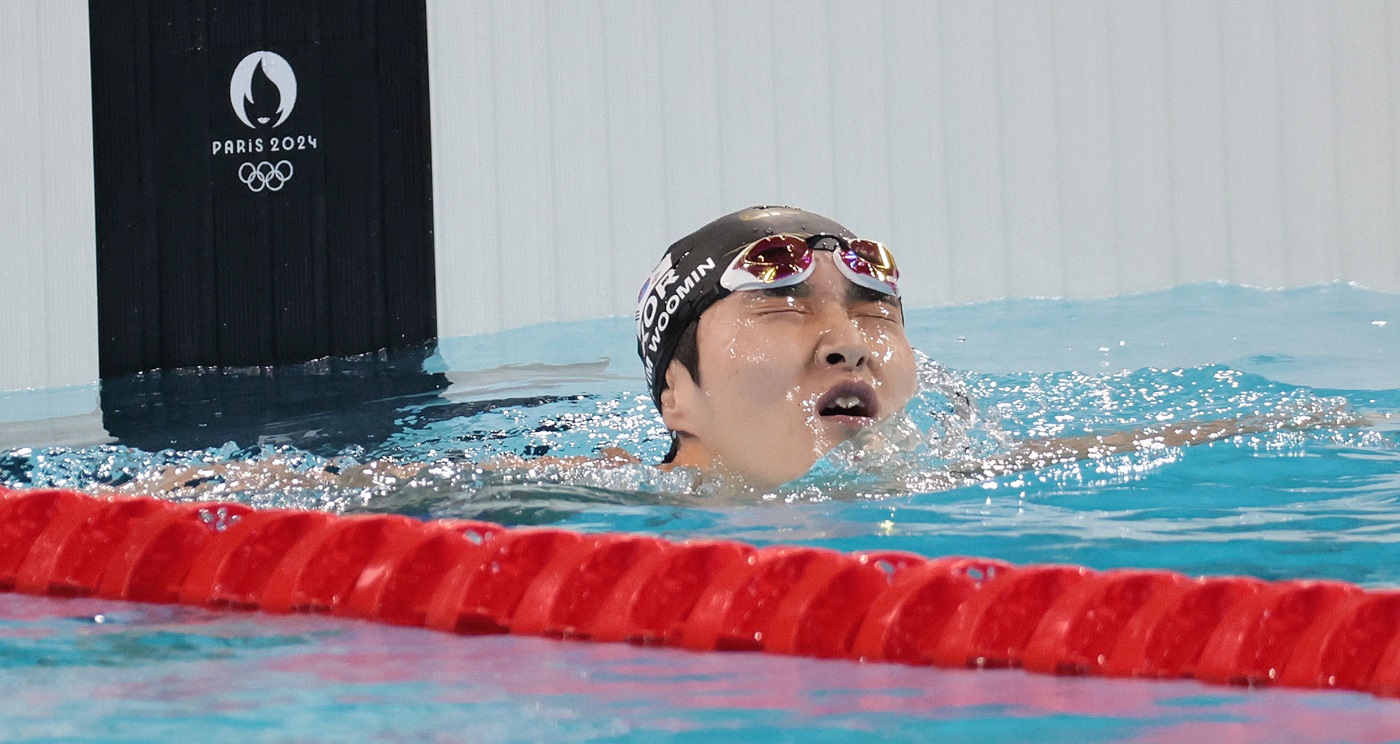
[718,234,901,297]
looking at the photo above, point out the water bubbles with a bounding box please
[199,506,242,532]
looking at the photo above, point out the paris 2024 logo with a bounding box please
[212,51,319,193]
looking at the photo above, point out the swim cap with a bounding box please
[635,205,856,410]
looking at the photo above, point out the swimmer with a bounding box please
[118,205,1361,497]
[632,206,1358,489]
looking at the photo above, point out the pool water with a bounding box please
[3,594,1396,744]
[3,282,1400,742]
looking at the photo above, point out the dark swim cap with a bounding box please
[634,205,856,409]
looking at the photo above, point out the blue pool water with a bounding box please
[3,282,1400,742]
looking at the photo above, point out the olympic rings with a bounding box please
[238,160,295,192]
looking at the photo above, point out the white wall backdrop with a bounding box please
[2,0,1398,393]
[427,0,1400,337]
[0,0,98,394]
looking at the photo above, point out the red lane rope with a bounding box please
[2,486,1398,697]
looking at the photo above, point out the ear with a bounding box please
[659,359,700,435]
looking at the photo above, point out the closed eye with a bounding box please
[759,284,810,300]
[854,301,898,317]
[754,300,806,316]
[849,285,897,305]
[849,288,901,322]
[745,285,810,315]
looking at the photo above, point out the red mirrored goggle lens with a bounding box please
[731,235,814,283]
[839,239,900,292]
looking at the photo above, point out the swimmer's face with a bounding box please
[660,255,919,489]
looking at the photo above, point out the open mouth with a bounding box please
[816,382,878,422]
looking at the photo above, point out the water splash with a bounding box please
[1,355,1375,520]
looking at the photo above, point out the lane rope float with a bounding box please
[2,486,1399,697]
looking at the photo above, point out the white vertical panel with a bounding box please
[1276,0,1342,284]
[769,0,837,214]
[882,0,950,308]
[1108,0,1174,295]
[1392,2,1400,284]
[1,0,44,391]
[36,1,97,387]
[1220,0,1286,287]
[492,2,556,325]
[1052,0,1116,297]
[428,0,502,336]
[938,1,1007,304]
[0,0,97,393]
[1331,0,1397,287]
[1162,0,1229,285]
[657,1,724,239]
[545,3,612,320]
[826,1,892,237]
[600,1,668,309]
[711,0,779,206]
[995,0,1062,299]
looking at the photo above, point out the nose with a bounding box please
[816,314,870,370]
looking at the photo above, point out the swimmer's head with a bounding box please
[635,206,862,408]
[635,206,915,484]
